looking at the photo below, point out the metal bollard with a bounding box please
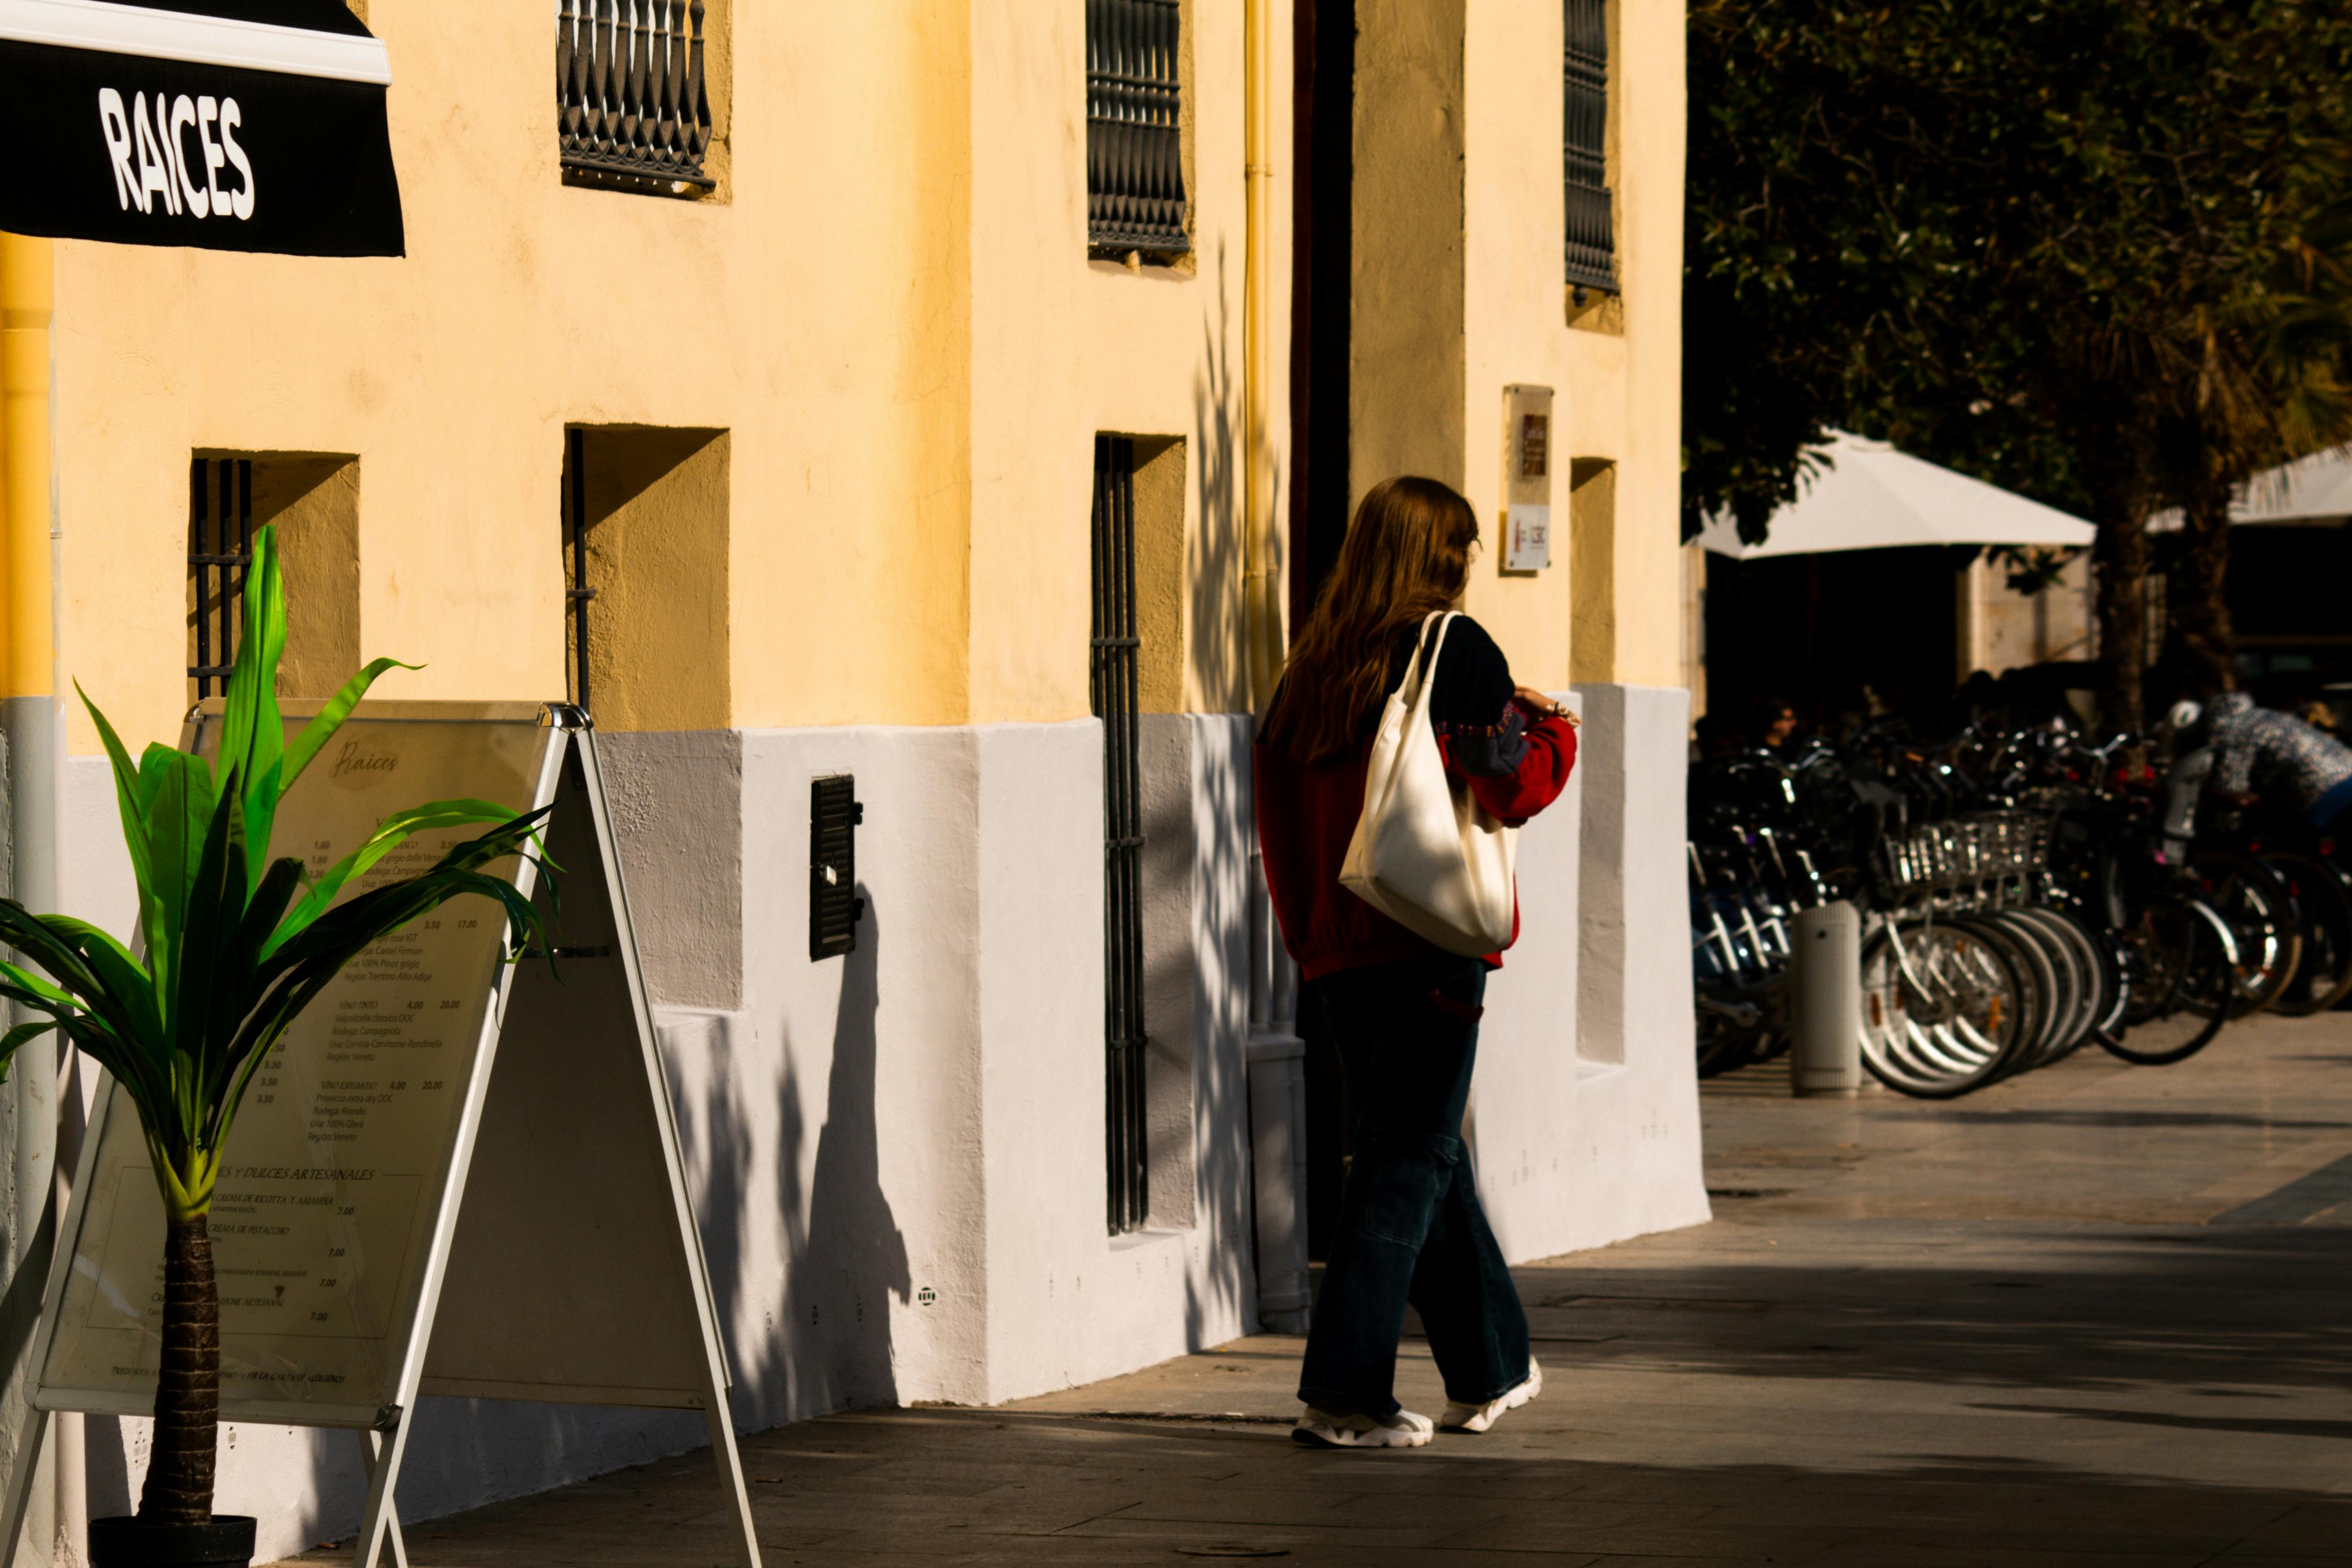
[1791,900,1862,1097]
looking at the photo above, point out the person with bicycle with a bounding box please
[2167,693,2352,831]
[2162,695,2352,1015]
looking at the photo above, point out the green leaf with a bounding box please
[256,811,552,984]
[0,908,132,1025]
[241,755,283,899]
[0,1020,59,1083]
[136,747,217,1015]
[0,906,169,1123]
[282,657,419,796]
[216,527,287,874]
[42,916,160,1042]
[261,798,536,960]
[215,819,553,1153]
[167,771,245,1139]
[237,858,306,962]
[80,685,159,948]
[0,959,80,1011]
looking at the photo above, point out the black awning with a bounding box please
[0,0,403,256]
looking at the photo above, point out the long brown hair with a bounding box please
[1263,475,1479,763]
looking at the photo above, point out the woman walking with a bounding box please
[1256,475,1579,1449]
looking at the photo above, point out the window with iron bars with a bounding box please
[563,428,597,714]
[1092,435,1150,1235]
[1087,0,1190,257]
[558,0,714,197]
[188,457,253,699]
[1563,0,1616,296]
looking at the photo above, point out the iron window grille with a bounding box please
[1093,435,1149,1235]
[1087,0,1190,256]
[1563,0,1617,296]
[558,0,714,196]
[563,429,598,715]
[188,457,253,698]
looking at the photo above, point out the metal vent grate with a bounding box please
[810,774,866,961]
[1564,0,1617,295]
[1093,435,1149,1234]
[188,456,253,697]
[1087,0,1190,254]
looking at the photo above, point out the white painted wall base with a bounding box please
[48,690,1706,1559]
[1465,685,1710,1263]
[63,762,718,1566]
[56,715,1263,1558]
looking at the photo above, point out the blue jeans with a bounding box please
[1296,955,1532,1419]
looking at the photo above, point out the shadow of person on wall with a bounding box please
[801,884,910,1408]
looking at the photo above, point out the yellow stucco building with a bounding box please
[14,1,1701,1552]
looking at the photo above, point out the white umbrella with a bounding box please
[1698,430,2095,559]
[2121,442,2352,532]
[2217,444,2352,526]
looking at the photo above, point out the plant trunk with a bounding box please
[2092,495,2150,736]
[140,1213,218,1525]
[2174,477,2237,698]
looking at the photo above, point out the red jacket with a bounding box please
[1255,709,1578,981]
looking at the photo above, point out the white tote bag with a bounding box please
[1339,612,1518,955]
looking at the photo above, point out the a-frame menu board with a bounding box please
[3,702,759,1568]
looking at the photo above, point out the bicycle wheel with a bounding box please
[2188,851,2301,1016]
[2084,925,2133,1048]
[1957,913,2058,1079]
[2010,906,2102,1063]
[1861,917,2030,1097]
[1697,996,1761,1078]
[2016,907,2094,1066]
[2102,892,2232,1065]
[2267,851,2352,1016]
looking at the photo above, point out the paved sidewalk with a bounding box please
[290,1012,2352,1566]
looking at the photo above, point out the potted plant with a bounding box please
[0,527,550,1567]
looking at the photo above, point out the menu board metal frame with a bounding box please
[0,702,759,1568]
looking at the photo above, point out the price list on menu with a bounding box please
[41,711,554,1418]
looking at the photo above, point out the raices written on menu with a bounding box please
[39,715,549,1413]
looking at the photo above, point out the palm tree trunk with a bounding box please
[2092,495,2150,735]
[140,1213,218,1525]
[2174,477,2238,697]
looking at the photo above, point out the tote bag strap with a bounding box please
[1401,611,1458,720]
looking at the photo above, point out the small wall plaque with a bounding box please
[1502,384,1556,572]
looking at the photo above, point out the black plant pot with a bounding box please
[89,1516,256,1568]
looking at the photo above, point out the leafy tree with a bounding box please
[1685,0,2352,727]
[0,529,549,1525]
[2154,200,2352,697]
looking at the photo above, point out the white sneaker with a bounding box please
[1441,1358,1542,1433]
[1291,1405,1435,1449]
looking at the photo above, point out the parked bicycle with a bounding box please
[1689,712,2279,1097]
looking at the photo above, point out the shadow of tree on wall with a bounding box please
[676,883,907,1427]
[250,883,913,1544]
[670,977,803,1430]
[1169,718,1260,1357]
[1186,250,1312,1292]
[1189,240,1284,718]
[1092,241,1276,1360]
